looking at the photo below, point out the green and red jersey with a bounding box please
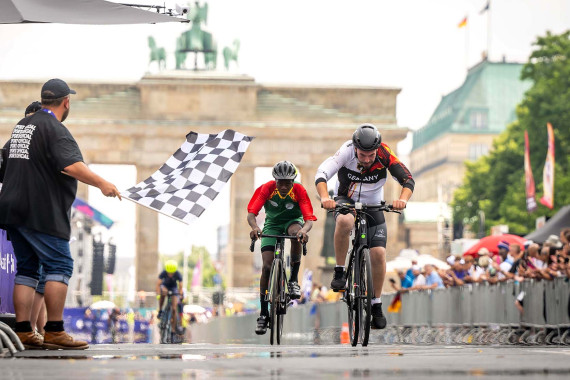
[247,181,317,224]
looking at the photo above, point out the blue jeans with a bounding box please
[6,226,73,288]
[36,265,46,294]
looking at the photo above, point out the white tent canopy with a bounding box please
[386,253,450,272]
[1,0,184,24]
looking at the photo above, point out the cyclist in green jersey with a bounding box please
[247,161,317,335]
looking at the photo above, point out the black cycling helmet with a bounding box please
[352,123,382,151]
[272,160,297,180]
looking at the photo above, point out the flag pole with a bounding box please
[183,241,190,296]
[487,0,492,59]
[465,15,469,71]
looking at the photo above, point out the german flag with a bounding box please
[387,291,402,313]
[458,16,467,28]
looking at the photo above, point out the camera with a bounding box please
[175,4,190,15]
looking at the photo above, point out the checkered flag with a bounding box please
[122,130,254,224]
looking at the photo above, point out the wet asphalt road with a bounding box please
[3,343,570,379]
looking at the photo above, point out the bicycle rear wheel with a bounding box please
[269,259,282,345]
[360,248,373,346]
[346,255,359,346]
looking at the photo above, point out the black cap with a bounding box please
[25,101,42,116]
[41,78,76,100]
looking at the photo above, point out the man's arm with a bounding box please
[64,161,121,199]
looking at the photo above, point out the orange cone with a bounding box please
[340,322,349,344]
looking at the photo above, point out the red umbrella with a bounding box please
[463,234,527,257]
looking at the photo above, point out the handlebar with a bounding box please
[250,234,307,256]
[326,201,401,214]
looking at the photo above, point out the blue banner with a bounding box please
[0,229,16,314]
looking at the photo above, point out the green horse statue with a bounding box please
[175,1,218,70]
[223,39,240,70]
[148,36,166,70]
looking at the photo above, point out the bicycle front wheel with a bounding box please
[269,259,282,345]
[346,256,359,347]
[160,307,172,344]
[360,248,373,346]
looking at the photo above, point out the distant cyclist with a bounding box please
[315,124,414,329]
[156,260,184,333]
[247,161,317,335]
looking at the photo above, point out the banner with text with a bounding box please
[524,130,537,212]
[539,123,555,209]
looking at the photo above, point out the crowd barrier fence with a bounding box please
[189,278,570,345]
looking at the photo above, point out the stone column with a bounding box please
[135,165,159,292]
[227,164,255,287]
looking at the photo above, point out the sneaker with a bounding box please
[330,267,346,292]
[288,281,301,299]
[255,315,269,335]
[371,303,387,329]
[42,331,89,350]
[16,331,44,350]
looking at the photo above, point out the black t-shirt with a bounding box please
[159,270,183,290]
[0,110,83,240]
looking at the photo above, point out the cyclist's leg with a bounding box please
[259,249,275,315]
[171,291,179,329]
[286,220,304,283]
[369,222,388,329]
[368,222,388,299]
[331,206,355,291]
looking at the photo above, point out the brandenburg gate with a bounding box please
[0,73,406,291]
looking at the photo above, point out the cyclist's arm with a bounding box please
[315,142,350,208]
[247,183,273,239]
[247,212,262,239]
[293,183,318,222]
[155,279,162,298]
[379,143,414,210]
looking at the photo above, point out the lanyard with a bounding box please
[40,108,57,119]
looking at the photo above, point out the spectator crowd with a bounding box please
[391,229,570,293]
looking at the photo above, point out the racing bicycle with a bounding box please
[250,233,307,345]
[331,200,399,346]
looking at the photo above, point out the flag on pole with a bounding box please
[479,1,490,14]
[458,16,468,28]
[122,130,254,224]
[524,130,537,213]
[72,197,114,229]
[539,123,555,209]
[191,259,202,288]
[387,291,402,313]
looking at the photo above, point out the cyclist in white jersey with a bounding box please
[315,124,414,329]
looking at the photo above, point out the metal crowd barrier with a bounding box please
[189,278,570,345]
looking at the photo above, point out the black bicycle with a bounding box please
[250,234,307,345]
[331,201,399,346]
[159,291,184,344]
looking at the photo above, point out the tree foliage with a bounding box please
[452,31,570,235]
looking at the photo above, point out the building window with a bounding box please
[470,111,488,130]
[468,144,489,160]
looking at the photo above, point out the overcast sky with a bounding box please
[1,0,568,257]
